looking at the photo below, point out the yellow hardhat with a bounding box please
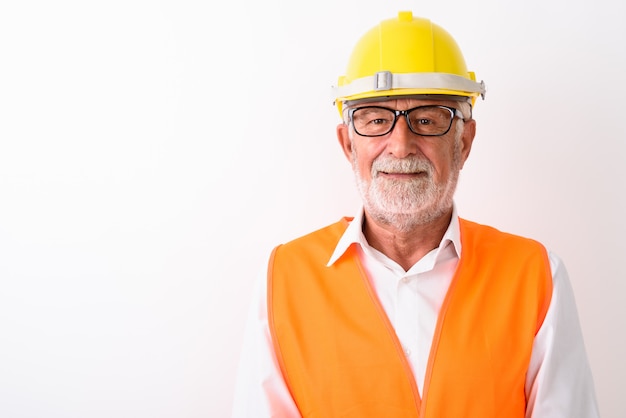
[333,11,486,116]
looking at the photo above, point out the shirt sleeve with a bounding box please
[525,251,600,418]
[231,268,301,418]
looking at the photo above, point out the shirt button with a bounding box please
[404,347,412,357]
[401,277,410,283]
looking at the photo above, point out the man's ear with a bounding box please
[337,123,353,161]
[459,119,476,169]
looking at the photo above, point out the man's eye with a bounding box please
[416,118,433,125]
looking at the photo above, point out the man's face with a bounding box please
[336,97,476,231]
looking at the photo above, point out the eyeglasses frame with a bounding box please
[347,105,466,137]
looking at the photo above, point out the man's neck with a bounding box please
[362,209,453,271]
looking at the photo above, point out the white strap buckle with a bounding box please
[375,71,392,90]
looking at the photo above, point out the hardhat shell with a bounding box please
[334,11,485,115]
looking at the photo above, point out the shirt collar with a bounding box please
[326,204,463,267]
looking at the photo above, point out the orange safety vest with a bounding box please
[268,218,553,417]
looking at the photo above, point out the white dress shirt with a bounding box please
[232,207,600,417]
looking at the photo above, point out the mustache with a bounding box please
[371,156,433,176]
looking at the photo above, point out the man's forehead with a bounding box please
[344,94,470,109]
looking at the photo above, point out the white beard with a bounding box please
[352,140,462,232]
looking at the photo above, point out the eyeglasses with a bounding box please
[347,105,465,137]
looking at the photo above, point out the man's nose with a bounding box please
[386,116,418,159]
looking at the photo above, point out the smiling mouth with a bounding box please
[380,170,426,176]
[377,171,428,181]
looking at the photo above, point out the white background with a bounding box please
[0,0,624,417]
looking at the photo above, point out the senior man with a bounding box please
[232,11,599,418]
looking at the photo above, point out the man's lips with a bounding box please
[378,171,427,179]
